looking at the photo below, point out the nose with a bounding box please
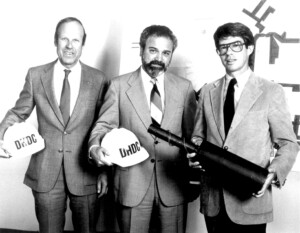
[155,53,162,61]
[66,40,73,49]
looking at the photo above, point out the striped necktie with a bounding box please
[60,69,71,125]
[224,78,237,135]
[150,78,163,126]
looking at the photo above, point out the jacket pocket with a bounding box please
[242,189,273,214]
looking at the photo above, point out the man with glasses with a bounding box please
[188,22,298,233]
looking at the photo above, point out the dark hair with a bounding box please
[213,22,255,69]
[139,25,178,52]
[54,17,86,46]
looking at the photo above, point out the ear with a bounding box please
[139,48,143,57]
[247,45,254,56]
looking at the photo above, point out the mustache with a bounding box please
[148,60,166,68]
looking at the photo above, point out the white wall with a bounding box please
[0,0,299,232]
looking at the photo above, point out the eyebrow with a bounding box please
[148,46,172,53]
[219,41,243,47]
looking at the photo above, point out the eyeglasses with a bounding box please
[217,41,245,56]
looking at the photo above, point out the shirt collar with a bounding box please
[225,68,251,87]
[55,60,81,74]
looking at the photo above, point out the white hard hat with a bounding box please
[101,128,149,167]
[3,122,45,159]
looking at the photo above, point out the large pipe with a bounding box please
[148,124,269,194]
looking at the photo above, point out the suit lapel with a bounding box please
[126,69,152,130]
[68,63,91,127]
[230,74,263,133]
[210,77,226,140]
[40,60,65,127]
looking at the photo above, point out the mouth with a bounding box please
[63,50,75,57]
[150,64,163,68]
[226,59,235,65]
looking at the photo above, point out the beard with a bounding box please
[142,60,167,78]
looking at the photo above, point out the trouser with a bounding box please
[32,166,99,233]
[116,174,187,233]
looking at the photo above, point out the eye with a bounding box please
[231,43,240,49]
[163,51,171,56]
[218,45,227,51]
[219,45,227,49]
[149,49,156,54]
[72,39,80,44]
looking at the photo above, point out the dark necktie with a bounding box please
[150,78,163,126]
[224,78,237,136]
[60,69,71,125]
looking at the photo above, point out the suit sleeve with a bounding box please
[0,69,35,139]
[89,80,120,148]
[191,85,207,144]
[182,82,197,140]
[268,84,299,187]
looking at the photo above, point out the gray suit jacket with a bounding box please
[89,67,197,207]
[0,60,107,195]
[193,72,299,224]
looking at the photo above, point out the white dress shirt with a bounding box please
[224,68,252,109]
[53,61,81,115]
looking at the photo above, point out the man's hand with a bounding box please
[0,140,11,158]
[89,146,113,167]
[187,152,205,171]
[187,137,205,171]
[97,171,108,198]
[253,168,276,198]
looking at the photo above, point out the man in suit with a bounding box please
[88,25,196,233]
[188,22,299,233]
[0,17,108,233]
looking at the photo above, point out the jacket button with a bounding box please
[150,159,155,163]
[64,131,68,135]
[154,140,159,144]
[58,149,63,153]
[224,146,228,150]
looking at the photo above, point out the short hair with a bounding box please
[213,22,254,48]
[139,25,178,52]
[213,22,255,68]
[54,17,87,46]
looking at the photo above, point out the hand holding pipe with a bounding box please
[148,124,269,194]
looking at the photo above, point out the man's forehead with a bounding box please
[145,36,173,49]
[58,21,84,36]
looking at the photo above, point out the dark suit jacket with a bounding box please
[0,60,107,196]
[193,72,299,224]
[89,67,197,207]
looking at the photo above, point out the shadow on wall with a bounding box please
[96,20,123,79]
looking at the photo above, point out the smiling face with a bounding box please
[140,36,173,78]
[55,21,84,69]
[218,36,254,76]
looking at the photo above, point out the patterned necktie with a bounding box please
[60,69,71,125]
[224,78,237,136]
[150,78,163,126]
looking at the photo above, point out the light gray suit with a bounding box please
[89,67,196,206]
[0,60,107,195]
[0,60,107,231]
[193,72,299,225]
[89,67,196,232]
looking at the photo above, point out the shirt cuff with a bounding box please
[88,145,100,159]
